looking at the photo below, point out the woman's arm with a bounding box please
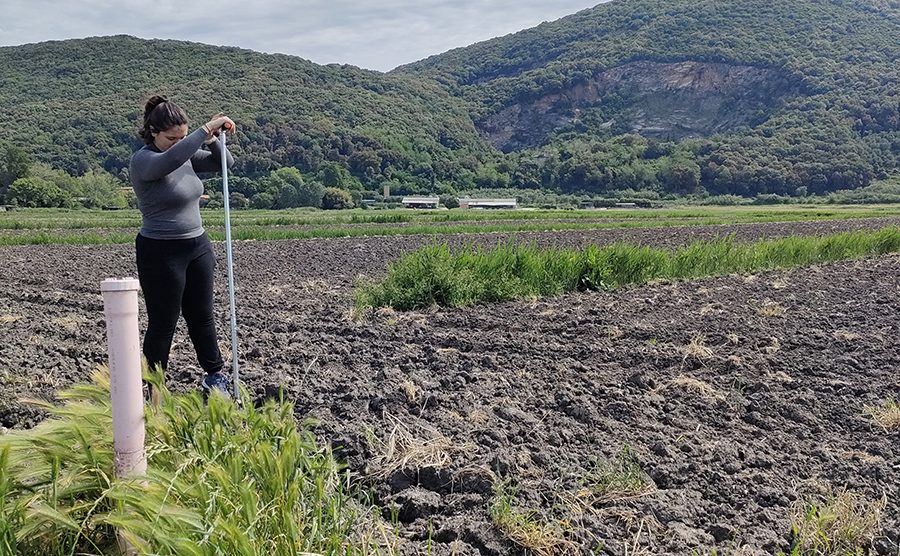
[191,138,235,174]
[130,128,207,182]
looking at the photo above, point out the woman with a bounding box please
[129,95,236,397]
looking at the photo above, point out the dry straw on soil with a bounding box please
[366,414,474,479]
[864,399,900,431]
[680,333,715,361]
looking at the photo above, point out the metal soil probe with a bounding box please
[220,123,240,399]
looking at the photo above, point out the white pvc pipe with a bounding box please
[220,131,240,399]
[101,278,146,479]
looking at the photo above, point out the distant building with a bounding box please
[401,196,440,209]
[458,198,518,210]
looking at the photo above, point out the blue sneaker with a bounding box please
[201,371,232,399]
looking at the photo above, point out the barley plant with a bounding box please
[0,368,390,556]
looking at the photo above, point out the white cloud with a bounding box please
[0,0,604,71]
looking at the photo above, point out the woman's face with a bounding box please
[152,124,188,151]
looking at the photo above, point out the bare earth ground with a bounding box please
[0,218,898,554]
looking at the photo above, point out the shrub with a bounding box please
[322,187,354,210]
[7,177,72,208]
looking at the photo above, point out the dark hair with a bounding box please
[138,95,188,144]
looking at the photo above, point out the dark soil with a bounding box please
[1,218,898,555]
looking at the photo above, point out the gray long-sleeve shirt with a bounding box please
[129,128,234,240]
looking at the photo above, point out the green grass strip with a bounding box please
[355,227,900,311]
[3,204,900,233]
[0,371,384,555]
[2,212,899,247]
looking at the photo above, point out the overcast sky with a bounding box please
[1,0,604,71]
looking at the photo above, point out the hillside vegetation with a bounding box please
[399,0,900,196]
[0,36,490,191]
[1,0,898,206]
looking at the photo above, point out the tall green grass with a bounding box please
[355,227,900,310]
[0,370,389,555]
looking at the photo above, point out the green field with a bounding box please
[2,205,900,246]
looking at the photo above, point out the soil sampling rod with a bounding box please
[220,123,240,399]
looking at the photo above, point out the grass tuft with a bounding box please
[864,399,900,431]
[582,446,655,503]
[490,482,576,556]
[787,489,886,555]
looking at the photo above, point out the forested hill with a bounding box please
[0,35,490,189]
[397,0,900,196]
[1,0,899,203]
[397,0,898,136]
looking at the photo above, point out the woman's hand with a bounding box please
[202,114,236,143]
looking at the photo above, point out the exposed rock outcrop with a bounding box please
[479,60,802,151]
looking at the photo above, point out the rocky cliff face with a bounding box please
[479,60,801,151]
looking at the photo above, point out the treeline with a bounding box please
[210,167,356,210]
[0,143,362,210]
[505,131,893,197]
[0,143,128,209]
[4,137,900,210]
[219,123,899,200]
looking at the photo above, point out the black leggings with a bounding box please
[135,232,224,376]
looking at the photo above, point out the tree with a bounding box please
[321,187,353,210]
[349,150,382,179]
[658,158,701,194]
[76,170,127,208]
[262,167,316,208]
[226,176,262,199]
[0,144,31,202]
[264,167,326,208]
[29,164,79,197]
[229,192,249,209]
[319,161,362,190]
[275,183,299,209]
[296,179,325,208]
[440,195,459,209]
[8,177,72,208]
[250,192,275,209]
